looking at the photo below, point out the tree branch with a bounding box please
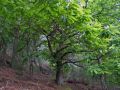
[60,51,73,59]
[46,36,54,56]
[62,60,84,68]
[62,60,81,65]
[72,63,84,68]
[75,50,94,54]
[84,0,89,8]
[63,32,79,42]
[54,44,70,57]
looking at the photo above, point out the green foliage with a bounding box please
[0,0,120,86]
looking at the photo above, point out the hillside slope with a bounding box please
[0,67,105,90]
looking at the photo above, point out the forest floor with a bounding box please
[0,66,103,90]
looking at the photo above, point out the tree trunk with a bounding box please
[100,75,108,90]
[55,61,64,85]
[11,27,19,68]
[98,56,108,90]
[0,46,6,66]
[11,37,18,67]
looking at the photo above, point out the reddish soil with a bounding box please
[0,67,56,90]
[0,67,104,90]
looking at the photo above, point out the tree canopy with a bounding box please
[0,0,120,88]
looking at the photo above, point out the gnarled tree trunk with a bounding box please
[55,60,64,85]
